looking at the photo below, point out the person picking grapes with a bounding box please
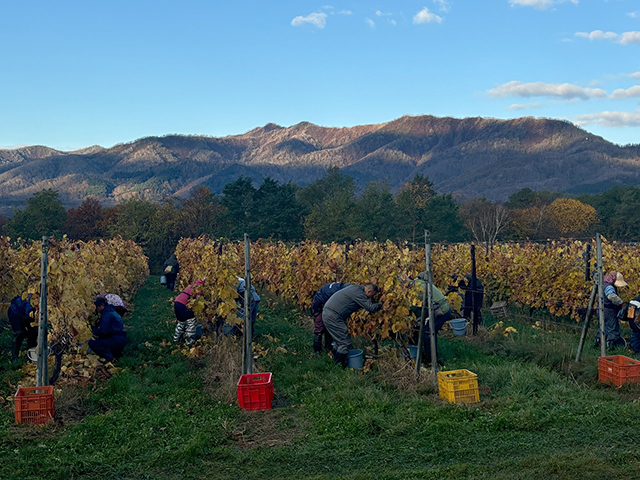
[322,283,382,367]
[89,296,127,364]
[173,279,205,346]
[595,271,628,349]
[310,282,349,354]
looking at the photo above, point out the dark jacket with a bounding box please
[323,285,382,319]
[8,295,35,333]
[461,275,483,311]
[311,282,349,316]
[164,254,179,275]
[93,305,126,339]
[603,282,623,320]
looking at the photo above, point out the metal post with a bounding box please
[242,234,253,375]
[596,233,606,357]
[416,231,437,378]
[36,236,49,387]
[585,244,591,282]
[575,278,598,362]
[470,244,478,335]
[426,235,438,379]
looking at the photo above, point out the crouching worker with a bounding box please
[8,294,37,362]
[89,296,126,363]
[173,279,204,346]
[322,283,382,367]
[311,282,348,354]
[410,272,452,365]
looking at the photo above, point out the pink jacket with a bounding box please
[175,280,205,306]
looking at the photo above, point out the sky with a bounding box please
[0,0,639,151]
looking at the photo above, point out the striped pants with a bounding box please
[173,318,198,346]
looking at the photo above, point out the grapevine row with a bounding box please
[175,237,640,340]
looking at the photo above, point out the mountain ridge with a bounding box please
[1,114,638,212]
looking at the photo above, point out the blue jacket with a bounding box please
[311,282,349,316]
[93,305,126,338]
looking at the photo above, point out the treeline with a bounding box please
[1,168,637,272]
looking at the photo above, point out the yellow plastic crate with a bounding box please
[438,369,479,404]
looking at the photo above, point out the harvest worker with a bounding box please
[595,272,628,349]
[100,293,128,317]
[8,294,37,362]
[173,279,205,346]
[311,282,349,354]
[410,272,452,364]
[163,253,179,291]
[89,296,127,363]
[322,283,382,367]
[449,274,484,325]
[624,297,640,353]
[234,277,260,336]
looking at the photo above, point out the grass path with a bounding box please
[1,277,640,479]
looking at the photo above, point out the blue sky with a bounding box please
[0,0,639,151]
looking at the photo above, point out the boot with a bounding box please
[333,351,348,368]
[11,335,20,362]
[323,333,333,352]
[313,334,323,354]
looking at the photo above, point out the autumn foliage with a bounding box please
[175,237,640,341]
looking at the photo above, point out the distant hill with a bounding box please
[1,115,639,213]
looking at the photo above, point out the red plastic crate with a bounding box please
[598,355,640,387]
[237,372,273,410]
[14,386,55,425]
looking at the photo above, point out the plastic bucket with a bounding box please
[347,349,364,370]
[408,345,418,359]
[450,318,467,336]
[160,275,167,285]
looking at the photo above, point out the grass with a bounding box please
[1,278,640,479]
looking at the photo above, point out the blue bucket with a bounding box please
[450,318,467,336]
[347,349,364,370]
[408,345,418,359]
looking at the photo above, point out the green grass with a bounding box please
[1,278,640,479]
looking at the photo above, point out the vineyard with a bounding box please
[0,236,149,384]
[176,236,640,341]
[4,237,640,479]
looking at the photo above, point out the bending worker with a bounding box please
[311,282,348,354]
[322,283,382,367]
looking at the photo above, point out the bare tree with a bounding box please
[460,199,510,251]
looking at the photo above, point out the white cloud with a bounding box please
[365,18,375,28]
[291,12,328,28]
[620,32,640,45]
[338,10,352,15]
[574,30,640,45]
[391,19,397,26]
[507,103,542,110]
[375,10,392,17]
[629,72,640,79]
[628,11,639,19]
[611,86,640,99]
[508,0,577,10]
[413,7,443,24]
[488,81,607,100]
[433,0,452,13]
[575,30,618,40]
[574,110,640,127]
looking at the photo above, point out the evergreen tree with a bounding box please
[4,189,67,240]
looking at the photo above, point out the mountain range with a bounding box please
[1,115,639,213]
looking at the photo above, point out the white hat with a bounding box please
[614,272,628,288]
